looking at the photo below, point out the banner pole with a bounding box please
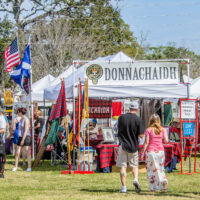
[83,78,86,171]
[86,79,90,171]
[29,35,35,160]
[78,78,81,171]
[72,61,76,169]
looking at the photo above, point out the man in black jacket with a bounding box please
[117,102,144,193]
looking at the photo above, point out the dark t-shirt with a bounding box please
[118,113,144,153]
[34,118,44,135]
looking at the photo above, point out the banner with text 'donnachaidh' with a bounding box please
[86,62,179,85]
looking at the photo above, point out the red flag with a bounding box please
[4,37,20,72]
[49,81,67,121]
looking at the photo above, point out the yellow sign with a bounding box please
[4,89,13,106]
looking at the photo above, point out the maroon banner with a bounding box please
[89,99,112,118]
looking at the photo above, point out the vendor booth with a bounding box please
[42,54,195,173]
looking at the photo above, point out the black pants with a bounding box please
[0,154,6,174]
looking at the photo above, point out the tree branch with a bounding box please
[0,8,13,13]
[22,7,70,28]
[23,8,44,20]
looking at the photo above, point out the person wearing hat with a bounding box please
[116,101,144,193]
[0,108,7,178]
[86,118,98,140]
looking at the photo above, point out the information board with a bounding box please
[181,101,196,119]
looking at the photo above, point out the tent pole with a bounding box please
[187,59,190,99]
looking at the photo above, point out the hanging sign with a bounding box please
[183,122,195,136]
[181,100,196,119]
[4,89,13,106]
[89,99,112,118]
[86,62,179,85]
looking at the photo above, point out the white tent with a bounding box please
[190,77,200,98]
[44,52,189,101]
[49,65,76,86]
[183,75,193,83]
[21,74,55,102]
[94,51,134,62]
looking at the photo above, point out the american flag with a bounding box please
[4,37,20,72]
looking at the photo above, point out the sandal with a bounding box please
[162,181,168,192]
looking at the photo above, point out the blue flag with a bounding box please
[10,44,31,90]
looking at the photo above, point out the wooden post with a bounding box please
[65,115,71,170]
[83,79,87,171]
[86,79,90,171]
[33,105,54,167]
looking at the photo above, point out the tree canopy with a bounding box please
[145,45,200,78]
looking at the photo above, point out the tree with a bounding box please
[0,17,13,94]
[145,44,200,78]
[0,0,140,82]
[30,18,97,80]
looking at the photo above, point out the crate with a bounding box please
[79,146,94,163]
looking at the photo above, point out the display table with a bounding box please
[96,144,118,172]
[96,142,181,173]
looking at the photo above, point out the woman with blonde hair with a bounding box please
[142,114,168,192]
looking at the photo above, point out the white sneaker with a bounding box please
[12,167,18,172]
[26,168,32,172]
[120,186,127,193]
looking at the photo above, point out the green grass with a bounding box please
[0,156,200,200]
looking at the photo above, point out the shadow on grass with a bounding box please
[6,157,68,172]
[80,189,197,198]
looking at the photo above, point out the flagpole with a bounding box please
[73,60,76,169]
[29,35,35,160]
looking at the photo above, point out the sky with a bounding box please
[118,0,200,54]
[0,0,199,54]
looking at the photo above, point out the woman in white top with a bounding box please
[0,108,6,178]
[12,107,32,172]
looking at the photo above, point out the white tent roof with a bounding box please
[183,75,193,83]
[44,52,135,100]
[190,77,200,98]
[94,51,134,62]
[21,74,55,102]
[44,83,189,101]
[44,52,189,100]
[49,65,76,86]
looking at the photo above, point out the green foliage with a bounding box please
[146,45,200,78]
[68,0,138,58]
[0,17,13,91]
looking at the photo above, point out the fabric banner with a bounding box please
[163,103,173,126]
[112,102,122,117]
[49,81,67,121]
[85,61,179,86]
[89,99,112,118]
[4,89,13,106]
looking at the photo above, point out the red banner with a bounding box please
[89,99,112,118]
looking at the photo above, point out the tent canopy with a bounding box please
[94,51,134,62]
[44,52,189,101]
[190,77,200,98]
[21,74,55,102]
[49,65,76,86]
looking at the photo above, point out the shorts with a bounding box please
[17,136,31,146]
[116,145,138,168]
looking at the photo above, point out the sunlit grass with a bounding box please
[0,155,200,200]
